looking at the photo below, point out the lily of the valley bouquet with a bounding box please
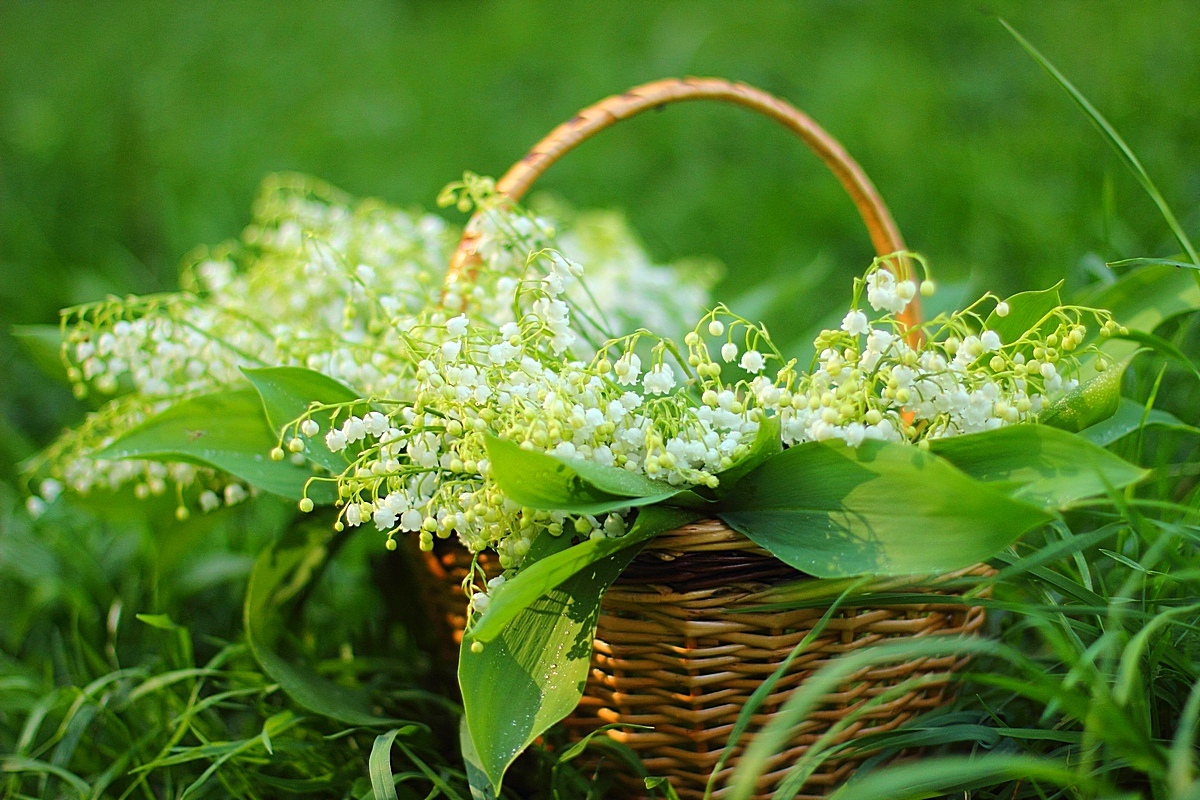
[28,175,1145,794]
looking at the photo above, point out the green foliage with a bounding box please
[983,283,1062,355]
[927,424,1147,508]
[718,439,1051,577]
[1040,352,1133,432]
[458,508,693,794]
[243,366,366,474]
[99,388,335,502]
[0,484,469,800]
[244,517,411,727]
[1080,397,1199,447]
[484,433,686,514]
[5,8,1200,800]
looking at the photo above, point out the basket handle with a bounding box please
[446,76,919,329]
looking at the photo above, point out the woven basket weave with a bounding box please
[430,78,992,798]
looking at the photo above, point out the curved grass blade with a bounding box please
[827,754,1093,799]
[1000,18,1199,271]
[1109,257,1200,272]
[1,756,91,798]
[726,637,1002,800]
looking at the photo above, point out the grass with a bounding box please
[2,6,1200,799]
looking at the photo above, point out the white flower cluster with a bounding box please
[322,233,1118,595]
[319,269,765,571]
[439,174,717,351]
[755,256,1121,448]
[63,174,453,403]
[29,174,717,519]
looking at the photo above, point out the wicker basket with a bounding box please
[431,78,992,798]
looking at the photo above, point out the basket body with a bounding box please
[420,520,990,798]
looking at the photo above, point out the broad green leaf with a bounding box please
[713,414,782,496]
[98,388,334,502]
[245,520,403,727]
[459,506,697,793]
[1040,354,1134,433]
[1083,264,1200,366]
[460,718,498,800]
[928,425,1147,509]
[467,507,700,644]
[1080,397,1200,447]
[983,283,1062,352]
[484,433,683,513]
[242,366,364,474]
[112,391,336,502]
[11,324,69,383]
[718,440,1050,578]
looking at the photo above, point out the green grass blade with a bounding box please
[1000,18,1199,272]
[1109,257,1200,272]
[1,756,92,798]
[827,754,1092,798]
[370,729,406,800]
[726,637,1002,800]
[1169,680,1200,794]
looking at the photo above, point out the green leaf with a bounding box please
[459,718,498,800]
[1001,19,1199,271]
[98,388,334,502]
[1040,354,1134,433]
[825,754,1089,800]
[713,414,782,496]
[1080,397,1200,447]
[467,507,699,644]
[135,613,183,631]
[11,324,69,383]
[983,283,1062,352]
[242,366,364,473]
[245,520,403,727]
[0,756,92,797]
[484,433,683,514]
[1086,263,1200,342]
[369,727,425,800]
[459,506,695,793]
[1116,329,1200,383]
[927,425,1147,509]
[1108,257,1200,272]
[718,440,1050,578]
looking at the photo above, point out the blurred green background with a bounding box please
[3,1,1199,482]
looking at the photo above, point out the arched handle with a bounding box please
[446,76,919,329]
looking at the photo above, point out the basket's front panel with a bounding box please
[418,523,988,798]
[562,528,990,800]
